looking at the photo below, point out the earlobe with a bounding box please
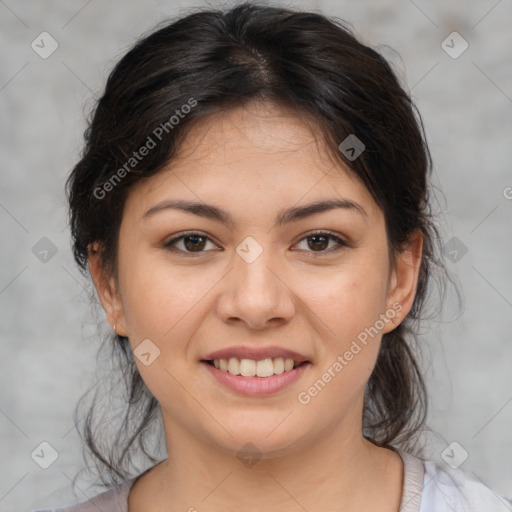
[384,230,423,331]
[88,242,128,336]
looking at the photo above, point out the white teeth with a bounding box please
[273,357,285,374]
[228,357,240,375]
[212,357,300,377]
[240,358,256,377]
[256,358,274,377]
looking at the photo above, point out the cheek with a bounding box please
[117,257,215,405]
[118,249,221,356]
[302,258,389,337]
[121,266,196,334]
[296,267,387,416]
[298,255,390,401]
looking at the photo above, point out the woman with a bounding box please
[32,3,511,511]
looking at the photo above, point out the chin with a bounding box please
[204,416,309,461]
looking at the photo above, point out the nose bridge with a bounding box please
[233,234,281,298]
[217,234,294,327]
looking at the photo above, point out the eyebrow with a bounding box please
[142,198,367,226]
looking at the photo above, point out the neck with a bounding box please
[129,416,404,512]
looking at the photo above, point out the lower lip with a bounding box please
[201,361,310,396]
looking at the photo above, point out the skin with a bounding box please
[89,101,423,512]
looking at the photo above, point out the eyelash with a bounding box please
[163,230,350,257]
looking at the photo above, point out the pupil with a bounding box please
[185,235,205,251]
[309,235,328,251]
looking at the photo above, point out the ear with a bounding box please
[382,229,423,333]
[88,242,129,336]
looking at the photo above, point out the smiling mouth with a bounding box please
[203,357,308,378]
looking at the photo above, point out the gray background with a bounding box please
[1,1,511,511]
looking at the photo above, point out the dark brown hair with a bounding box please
[67,2,455,488]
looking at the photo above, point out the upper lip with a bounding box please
[203,346,310,363]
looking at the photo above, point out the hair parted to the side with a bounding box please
[66,2,459,489]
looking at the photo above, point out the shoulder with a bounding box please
[418,458,512,512]
[29,477,138,512]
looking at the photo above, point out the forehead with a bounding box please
[124,101,380,223]
[173,101,337,174]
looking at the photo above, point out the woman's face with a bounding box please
[91,101,421,459]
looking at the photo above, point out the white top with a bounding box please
[31,450,512,512]
[418,456,512,511]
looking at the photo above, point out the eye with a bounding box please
[163,230,350,256]
[163,231,219,254]
[293,230,349,255]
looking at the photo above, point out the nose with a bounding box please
[216,245,295,330]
